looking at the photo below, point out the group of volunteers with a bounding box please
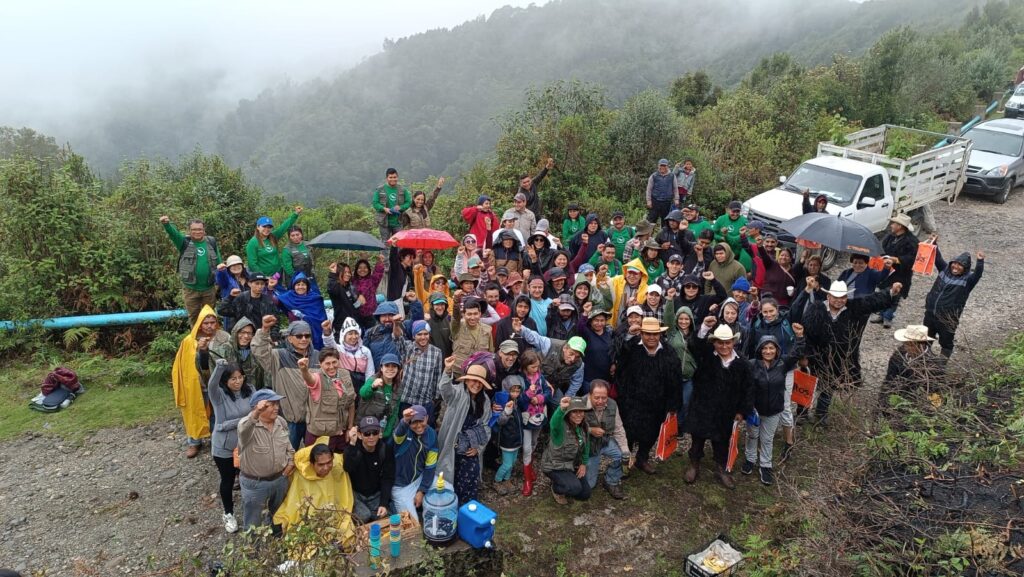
[162,157,984,542]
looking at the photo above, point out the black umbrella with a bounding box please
[780,212,883,256]
[307,230,385,251]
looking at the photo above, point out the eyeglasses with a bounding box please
[293,334,312,340]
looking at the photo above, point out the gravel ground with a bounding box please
[0,191,1017,576]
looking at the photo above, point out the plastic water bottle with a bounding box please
[389,513,402,558]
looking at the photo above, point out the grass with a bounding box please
[0,352,177,442]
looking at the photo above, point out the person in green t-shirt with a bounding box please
[161,215,222,325]
[372,168,412,241]
[605,210,635,263]
[713,201,748,266]
[245,207,302,281]
[561,203,585,240]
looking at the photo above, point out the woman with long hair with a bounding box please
[206,359,254,533]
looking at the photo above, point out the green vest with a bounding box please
[542,420,588,473]
[584,400,617,451]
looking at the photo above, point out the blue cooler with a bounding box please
[457,500,496,549]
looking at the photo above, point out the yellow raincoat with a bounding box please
[273,436,356,547]
[414,267,453,311]
[171,304,219,440]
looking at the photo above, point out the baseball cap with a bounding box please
[647,284,663,295]
[626,305,644,317]
[225,255,243,267]
[374,301,399,316]
[578,263,595,274]
[567,202,580,211]
[658,158,669,166]
[611,210,625,219]
[249,389,284,408]
[567,336,587,354]
[256,216,273,227]
[429,292,448,305]
[380,353,401,367]
[514,192,527,202]
[358,416,382,434]
[468,256,482,268]
[248,272,269,283]
[667,254,683,264]
[496,266,510,277]
[558,298,577,312]
[501,209,519,222]
[498,340,520,354]
[549,267,567,281]
[408,405,429,423]
[684,203,698,211]
[728,200,742,210]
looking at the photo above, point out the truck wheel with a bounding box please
[820,248,839,272]
[995,179,1012,205]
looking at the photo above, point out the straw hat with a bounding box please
[639,317,668,333]
[710,324,740,341]
[894,325,935,343]
[889,213,913,229]
[456,364,492,389]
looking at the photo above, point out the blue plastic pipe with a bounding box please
[0,299,336,331]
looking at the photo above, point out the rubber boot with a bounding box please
[683,458,701,484]
[716,465,736,490]
[521,462,535,496]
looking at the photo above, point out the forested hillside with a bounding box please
[215,0,984,202]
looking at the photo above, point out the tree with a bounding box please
[668,71,722,116]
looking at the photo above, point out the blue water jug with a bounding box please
[422,472,458,545]
[457,500,496,549]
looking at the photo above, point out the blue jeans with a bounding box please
[496,448,520,482]
[881,294,902,322]
[288,421,307,451]
[585,442,624,488]
[679,379,694,429]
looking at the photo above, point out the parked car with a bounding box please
[961,118,1024,204]
[1005,84,1024,118]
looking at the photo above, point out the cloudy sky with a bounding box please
[0,0,547,130]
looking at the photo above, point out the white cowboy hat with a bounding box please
[823,280,854,298]
[889,213,913,229]
[894,325,935,342]
[710,324,740,341]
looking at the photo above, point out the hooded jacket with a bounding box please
[217,287,281,342]
[172,305,229,440]
[211,316,271,391]
[521,233,554,276]
[568,215,608,264]
[415,273,453,312]
[744,309,796,358]
[707,243,747,296]
[273,272,328,350]
[461,205,499,250]
[493,230,523,274]
[673,275,726,322]
[495,295,537,352]
[924,250,983,319]
[609,258,650,328]
[664,302,698,380]
[748,335,805,416]
[273,437,355,544]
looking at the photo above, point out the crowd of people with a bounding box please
[163,159,985,543]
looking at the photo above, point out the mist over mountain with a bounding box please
[4,0,984,202]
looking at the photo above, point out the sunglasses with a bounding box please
[361,430,380,437]
[292,334,312,339]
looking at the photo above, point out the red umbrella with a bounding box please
[388,228,459,250]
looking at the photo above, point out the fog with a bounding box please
[0,0,546,169]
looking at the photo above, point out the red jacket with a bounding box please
[461,206,498,249]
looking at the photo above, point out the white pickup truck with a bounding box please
[741,125,972,269]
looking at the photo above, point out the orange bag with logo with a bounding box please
[655,413,678,461]
[726,421,741,472]
[912,242,937,275]
[791,370,818,408]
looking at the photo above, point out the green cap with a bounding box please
[567,336,587,354]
